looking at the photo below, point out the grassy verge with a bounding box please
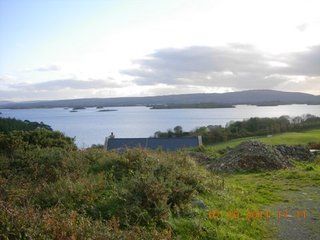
[171,159,320,239]
[205,129,320,151]
[173,129,320,239]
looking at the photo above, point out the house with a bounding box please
[104,135,202,151]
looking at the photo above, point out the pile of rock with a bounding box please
[189,152,213,165]
[275,145,315,161]
[209,141,293,172]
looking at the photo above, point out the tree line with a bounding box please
[0,117,52,133]
[154,114,320,144]
[0,117,76,155]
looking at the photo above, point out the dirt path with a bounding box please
[267,187,320,240]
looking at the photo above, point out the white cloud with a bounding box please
[34,64,61,72]
[297,23,308,32]
[0,75,15,82]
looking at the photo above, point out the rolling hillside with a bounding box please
[1,90,320,109]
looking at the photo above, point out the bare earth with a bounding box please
[267,187,320,240]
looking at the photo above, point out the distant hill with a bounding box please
[0,101,13,106]
[1,90,320,109]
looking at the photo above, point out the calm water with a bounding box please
[1,105,320,147]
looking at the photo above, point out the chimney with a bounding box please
[104,137,109,150]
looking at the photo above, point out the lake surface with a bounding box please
[1,105,319,147]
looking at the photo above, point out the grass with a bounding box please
[173,129,320,239]
[171,159,320,239]
[205,128,320,151]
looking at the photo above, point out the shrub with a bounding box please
[1,148,82,182]
[0,117,52,133]
[85,149,212,226]
[0,120,216,238]
[0,203,172,240]
[1,146,214,238]
[0,129,76,156]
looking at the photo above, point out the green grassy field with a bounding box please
[175,128,320,239]
[205,129,320,151]
[171,160,320,240]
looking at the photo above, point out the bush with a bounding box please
[1,148,82,182]
[0,203,172,240]
[82,149,212,227]
[0,120,215,238]
[1,146,214,238]
[0,129,76,156]
[0,117,52,133]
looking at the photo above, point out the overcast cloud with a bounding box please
[2,44,319,101]
[0,78,123,100]
[9,79,122,91]
[34,64,61,72]
[121,44,320,92]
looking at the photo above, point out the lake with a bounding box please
[1,104,319,147]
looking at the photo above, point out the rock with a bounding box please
[189,152,214,165]
[209,141,292,172]
[192,199,207,209]
[275,145,315,161]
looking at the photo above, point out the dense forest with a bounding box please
[154,115,320,144]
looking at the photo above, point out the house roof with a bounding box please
[106,136,201,151]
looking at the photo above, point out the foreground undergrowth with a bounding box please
[1,128,319,239]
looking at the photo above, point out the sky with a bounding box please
[0,0,319,101]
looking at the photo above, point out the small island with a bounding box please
[98,109,117,112]
[255,101,289,106]
[72,107,86,110]
[149,102,235,109]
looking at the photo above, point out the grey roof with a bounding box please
[107,138,146,149]
[106,136,201,151]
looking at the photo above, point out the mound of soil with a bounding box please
[209,141,292,172]
[189,152,213,165]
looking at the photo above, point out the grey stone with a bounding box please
[209,141,293,172]
[192,199,207,209]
